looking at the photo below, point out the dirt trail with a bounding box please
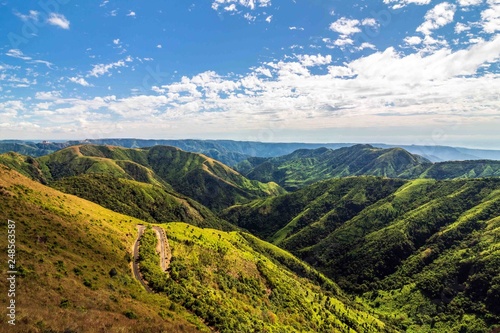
[132,225,172,291]
[153,226,172,272]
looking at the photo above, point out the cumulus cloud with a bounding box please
[47,13,70,29]
[88,58,131,77]
[417,3,457,36]
[16,35,499,141]
[405,36,423,45]
[212,0,271,11]
[481,0,500,33]
[329,17,361,36]
[212,0,272,22]
[69,77,92,87]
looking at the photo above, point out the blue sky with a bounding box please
[0,0,499,148]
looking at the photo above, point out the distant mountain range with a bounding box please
[1,139,500,165]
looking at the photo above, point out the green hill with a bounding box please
[0,166,392,333]
[236,145,429,190]
[222,177,500,331]
[0,148,227,229]
[236,145,500,190]
[0,145,284,228]
[0,165,206,332]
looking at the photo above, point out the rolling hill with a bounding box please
[0,165,392,333]
[222,176,500,331]
[0,145,284,218]
[236,145,429,190]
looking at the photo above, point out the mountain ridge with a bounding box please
[2,139,500,165]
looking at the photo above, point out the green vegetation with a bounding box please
[0,165,206,332]
[235,145,500,189]
[236,145,428,190]
[138,223,394,333]
[0,144,284,213]
[224,177,500,331]
[0,141,68,157]
[51,174,228,229]
[2,144,500,332]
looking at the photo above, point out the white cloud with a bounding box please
[212,0,271,11]
[417,2,457,35]
[69,77,92,87]
[244,13,256,21]
[329,18,361,36]
[35,91,61,100]
[47,13,70,30]
[357,42,377,51]
[455,22,471,33]
[297,54,332,67]
[113,39,120,45]
[289,26,304,31]
[157,44,162,49]
[88,59,128,77]
[6,49,31,60]
[458,0,482,6]
[5,49,53,68]
[127,11,136,17]
[481,1,500,33]
[212,0,272,22]
[383,0,431,9]
[14,10,39,22]
[405,36,423,45]
[362,18,378,27]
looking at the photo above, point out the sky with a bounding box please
[0,0,499,148]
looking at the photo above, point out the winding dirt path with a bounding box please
[132,224,171,291]
[153,226,171,272]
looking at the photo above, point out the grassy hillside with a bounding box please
[0,144,284,228]
[402,159,500,180]
[138,223,395,333]
[31,145,284,211]
[223,177,500,331]
[0,165,207,332]
[145,145,285,210]
[0,149,228,230]
[236,145,500,190]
